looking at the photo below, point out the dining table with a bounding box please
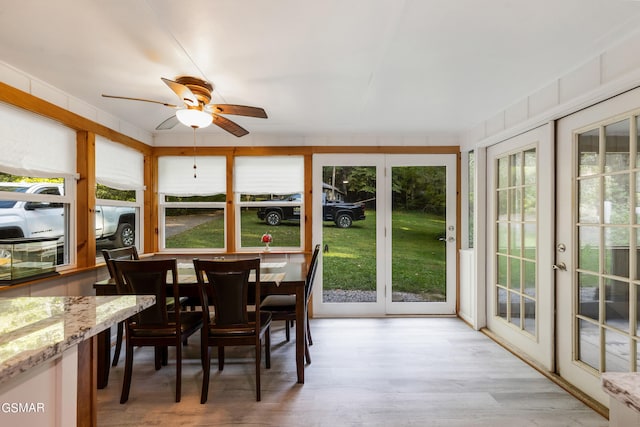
[93,259,309,389]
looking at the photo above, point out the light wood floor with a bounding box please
[97,318,607,426]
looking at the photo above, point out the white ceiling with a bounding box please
[1,0,640,141]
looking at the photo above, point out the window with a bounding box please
[0,102,76,267]
[158,156,226,251]
[95,137,143,257]
[235,156,304,250]
[0,173,72,266]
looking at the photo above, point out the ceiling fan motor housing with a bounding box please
[175,76,214,106]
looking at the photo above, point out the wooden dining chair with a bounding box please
[193,258,272,403]
[111,258,203,403]
[102,246,139,367]
[260,244,320,363]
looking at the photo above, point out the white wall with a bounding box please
[462,28,640,150]
[0,61,153,145]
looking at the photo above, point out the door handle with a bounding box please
[552,262,567,271]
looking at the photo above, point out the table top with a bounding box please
[0,295,155,385]
[95,260,308,287]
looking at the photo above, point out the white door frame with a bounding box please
[486,124,555,371]
[312,153,458,317]
[556,86,640,406]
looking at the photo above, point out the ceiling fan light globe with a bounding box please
[176,108,213,129]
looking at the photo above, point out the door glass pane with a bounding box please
[574,122,635,375]
[604,119,630,173]
[604,174,630,224]
[578,273,599,321]
[578,226,599,272]
[509,291,521,327]
[494,149,537,336]
[578,319,600,370]
[578,178,600,224]
[523,296,536,335]
[605,278,629,333]
[578,129,599,176]
[604,328,629,372]
[322,166,374,303]
[391,166,446,302]
[604,227,629,278]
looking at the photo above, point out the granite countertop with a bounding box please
[601,372,640,411]
[0,295,155,385]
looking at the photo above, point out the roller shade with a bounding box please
[95,136,144,190]
[158,156,226,196]
[234,156,303,194]
[0,102,76,177]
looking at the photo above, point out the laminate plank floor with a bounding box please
[97,318,607,426]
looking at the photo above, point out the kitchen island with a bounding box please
[0,295,155,427]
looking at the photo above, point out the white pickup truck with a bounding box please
[0,182,136,247]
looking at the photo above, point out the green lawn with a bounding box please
[165,209,448,298]
[322,210,447,298]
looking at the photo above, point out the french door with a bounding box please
[312,154,457,317]
[486,125,555,370]
[556,87,640,405]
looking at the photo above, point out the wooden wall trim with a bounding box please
[0,81,151,154]
[76,131,96,268]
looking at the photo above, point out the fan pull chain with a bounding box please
[192,127,197,178]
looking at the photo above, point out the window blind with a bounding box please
[95,136,144,190]
[158,156,226,196]
[234,156,304,194]
[0,102,76,177]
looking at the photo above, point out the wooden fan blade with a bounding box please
[161,77,198,107]
[213,114,249,137]
[210,104,268,118]
[156,115,179,130]
[102,94,178,108]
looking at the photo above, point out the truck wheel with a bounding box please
[335,213,352,228]
[113,223,135,247]
[265,211,282,226]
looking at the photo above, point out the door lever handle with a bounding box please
[552,262,567,271]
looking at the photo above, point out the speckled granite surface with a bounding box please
[602,372,640,411]
[0,295,154,384]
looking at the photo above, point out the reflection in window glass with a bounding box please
[604,328,629,372]
[96,183,139,254]
[604,279,629,333]
[578,129,599,176]
[0,173,69,268]
[604,119,630,173]
[578,319,600,370]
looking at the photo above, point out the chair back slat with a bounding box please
[102,246,139,278]
[193,258,261,329]
[112,258,178,326]
[305,244,321,303]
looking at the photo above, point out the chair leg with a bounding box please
[285,320,290,342]
[305,336,311,364]
[217,346,225,371]
[306,314,313,346]
[175,339,182,403]
[154,347,162,371]
[162,346,168,366]
[120,340,134,404]
[112,321,124,367]
[200,346,211,404]
[265,327,271,369]
[255,341,261,402]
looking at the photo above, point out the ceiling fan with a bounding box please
[102,76,267,137]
